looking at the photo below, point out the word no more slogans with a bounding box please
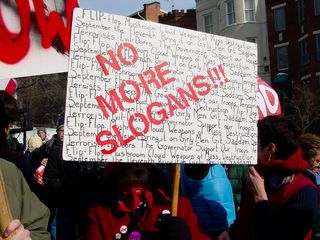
[63,8,258,164]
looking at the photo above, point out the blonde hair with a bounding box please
[299,133,320,163]
[28,134,42,152]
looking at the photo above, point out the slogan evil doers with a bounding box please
[94,42,229,155]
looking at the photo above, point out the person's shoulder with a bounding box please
[212,164,227,173]
[0,158,20,172]
[296,185,318,196]
[46,136,56,147]
[0,145,24,161]
[208,164,229,179]
[285,185,318,213]
[0,158,24,187]
[41,136,58,153]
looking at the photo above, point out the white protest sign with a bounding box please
[63,8,258,164]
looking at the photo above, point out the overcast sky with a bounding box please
[79,0,196,16]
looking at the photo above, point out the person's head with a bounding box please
[56,114,64,142]
[0,91,19,143]
[37,127,47,141]
[299,133,320,173]
[104,163,170,211]
[105,163,151,211]
[28,134,42,152]
[117,164,150,184]
[257,116,299,163]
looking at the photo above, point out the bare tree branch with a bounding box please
[284,87,320,134]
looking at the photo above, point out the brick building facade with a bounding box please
[129,1,196,30]
[265,0,320,97]
[159,9,196,30]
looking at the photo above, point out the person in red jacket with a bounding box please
[231,116,318,240]
[85,163,210,240]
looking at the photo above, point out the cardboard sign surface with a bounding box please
[64,8,258,164]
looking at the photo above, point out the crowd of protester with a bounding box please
[0,89,319,240]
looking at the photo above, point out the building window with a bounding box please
[276,46,288,70]
[298,0,305,24]
[300,38,309,65]
[316,34,320,61]
[217,4,221,24]
[244,0,255,21]
[246,37,257,43]
[315,0,320,15]
[203,14,213,33]
[302,78,311,93]
[274,7,286,32]
[227,1,236,25]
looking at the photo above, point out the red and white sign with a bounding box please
[257,78,281,120]
[0,0,78,79]
[0,78,17,95]
[64,9,258,164]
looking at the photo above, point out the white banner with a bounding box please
[64,8,258,164]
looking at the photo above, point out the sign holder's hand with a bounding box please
[247,166,268,203]
[0,220,30,240]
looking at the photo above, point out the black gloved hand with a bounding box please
[154,214,191,240]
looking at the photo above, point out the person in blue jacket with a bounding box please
[181,164,236,239]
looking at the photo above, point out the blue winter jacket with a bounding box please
[181,164,236,234]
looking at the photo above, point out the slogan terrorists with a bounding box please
[95,42,229,155]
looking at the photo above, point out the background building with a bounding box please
[196,0,270,83]
[129,1,196,30]
[265,0,320,97]
[129,1,167,22]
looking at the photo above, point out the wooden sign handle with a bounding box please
[171,163,181,216]
[0,168,15,239]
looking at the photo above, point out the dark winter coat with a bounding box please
[43,135,81,208]
[43,134,104,212]
[0,143,24,170]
